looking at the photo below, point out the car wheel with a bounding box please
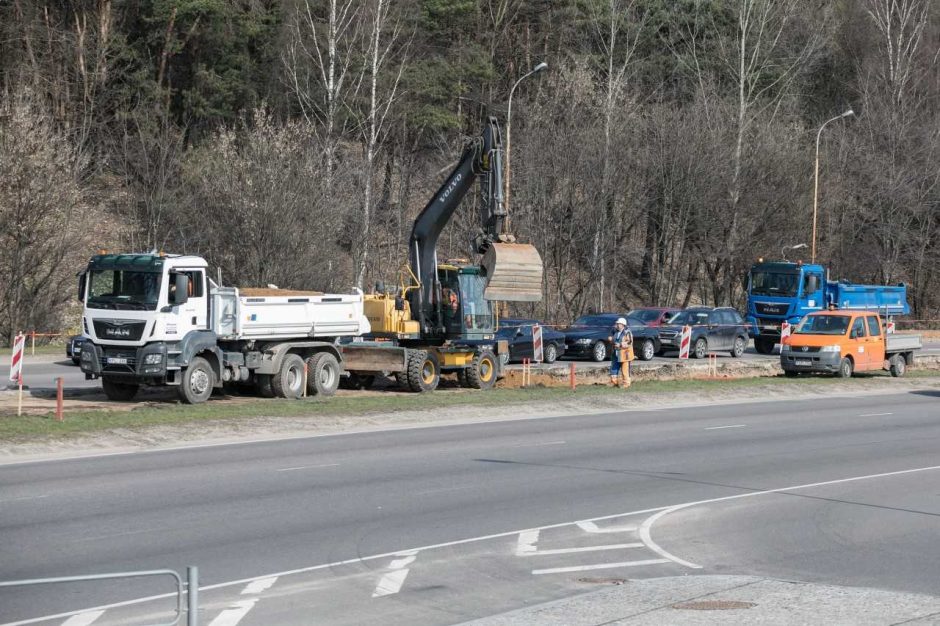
[693,338,708,359]
[889,354,906,378]
[591,341,608,362]
[730,336,746,358]
[102,377,139,402]
[544,343,558,364]
[837,357,853,379]
[638,339,655,361]
[178,356,215,404]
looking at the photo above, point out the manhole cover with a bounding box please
[672,600,756,611]
[578,577,627,585]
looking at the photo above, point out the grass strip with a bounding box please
[2,370,938,443]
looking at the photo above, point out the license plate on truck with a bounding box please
[795,359,811,366]
[107,357,128,365]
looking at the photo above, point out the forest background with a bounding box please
[1,0,938,341]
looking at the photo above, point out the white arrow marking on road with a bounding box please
[576,521,637,534]
[515,530,539,555]
[240,577,277,595]
[520,542,643,556]
[207,599,257,626]
[61,611,105,626]
[372,552,417,598]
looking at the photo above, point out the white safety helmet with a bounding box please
[616,317,627,325]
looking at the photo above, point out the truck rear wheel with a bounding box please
[837,357,853,379]
[272,353,306,399]
[102,378,139,402]
[889,354,906,378]
[306,352,341,396]
[467,350,498,390]
[755,338,775,355]
[178,356,215,404]
[256,374,275,398]
[407,350,439,393]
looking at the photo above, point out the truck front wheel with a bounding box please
[837,357,854,379]
[179,357,215,404]
[102,378,139,402]
[755,338,775,355]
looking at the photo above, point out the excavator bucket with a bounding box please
[481,243,544,302]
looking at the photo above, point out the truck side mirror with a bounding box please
[806,275,819,294]
[77,272,86,302]
[172,274,189,306]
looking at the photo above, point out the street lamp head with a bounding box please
[533,62,548,73]
[792,243,808,250]
[842,109,855,118]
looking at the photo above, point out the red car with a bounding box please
[627,307,682,327]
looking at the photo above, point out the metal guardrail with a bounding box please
[0,566,198,626]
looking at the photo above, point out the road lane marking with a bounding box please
[577,521,637,533]
[520,543,643,556]
[859,413,893,417]
[207,600,256,626]
[21,463,940,626]
[507,440,566,448]
[532,559,669,575]
[0,494,48,504]
[275,463,340,472]
[414,485,475,496]
[704,424,747,430]
[61,611,105,626]
[515,530,540,555]
[240,577,277,595]
[372,552,417,598]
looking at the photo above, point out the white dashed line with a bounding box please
[0,494,49,504]
[704,424,747,430]
[61,611,105,626]
[275,463,340,472]
[533,559,670,575]
[859,412,893,417]
[372,552,417,598]
[508,440,566,448]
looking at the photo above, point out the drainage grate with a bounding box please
[672,600,756,611]
[578,577,627,585]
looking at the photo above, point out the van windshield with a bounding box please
[796,315,850,335]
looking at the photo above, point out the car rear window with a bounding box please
[628,309,661,323]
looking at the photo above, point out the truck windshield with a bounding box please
[796,315,850,335]
[87,270,161,310]
[750,271,799,297]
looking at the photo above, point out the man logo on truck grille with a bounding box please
[106,327,131,337]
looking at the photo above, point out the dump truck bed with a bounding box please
[211,287,371,340]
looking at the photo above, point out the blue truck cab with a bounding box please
[745,261,909,354]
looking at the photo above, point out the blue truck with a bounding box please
[745,261,910,354]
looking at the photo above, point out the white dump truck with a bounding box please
[78,252,413,403]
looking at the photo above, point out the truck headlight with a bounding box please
[144,353,164,365]
[819,345,841,352]
[81,349,92,362]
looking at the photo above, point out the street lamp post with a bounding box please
[503,62,547,231]
[812,109,854,263]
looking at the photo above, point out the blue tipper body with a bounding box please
[745,261,910,342]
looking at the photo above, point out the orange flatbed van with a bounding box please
[781,311,921,378]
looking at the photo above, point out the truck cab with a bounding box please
[746,261,825,354]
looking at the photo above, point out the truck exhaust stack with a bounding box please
[481,243,544,302]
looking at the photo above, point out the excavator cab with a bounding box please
[438,265,495,339]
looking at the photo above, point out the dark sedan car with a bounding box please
[628,307,682,327]
[657,307,749,358]
[497,318,566,364]
[562,313,661,362]
[66,334,86,365]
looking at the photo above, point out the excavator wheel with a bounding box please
[406,350,440,393]
[466,350,498,390]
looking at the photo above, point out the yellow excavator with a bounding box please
[362,117,543,391]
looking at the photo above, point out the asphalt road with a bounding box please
[2,389,940,625]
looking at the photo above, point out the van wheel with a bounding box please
[306,352,341,396]
[467,350,498,390]
[837,357,853,379]
[272,353,305,399]
[889,355,906,378]
[102,378,139,402]
[730,336,746,358]
[407,350,439,392]
[178,356,215,404]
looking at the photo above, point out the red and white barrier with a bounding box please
[780,321,791,345]
[886,320,895,334]
[532,324,544,363]
[678,326,692,359]
[9,332,25,416]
